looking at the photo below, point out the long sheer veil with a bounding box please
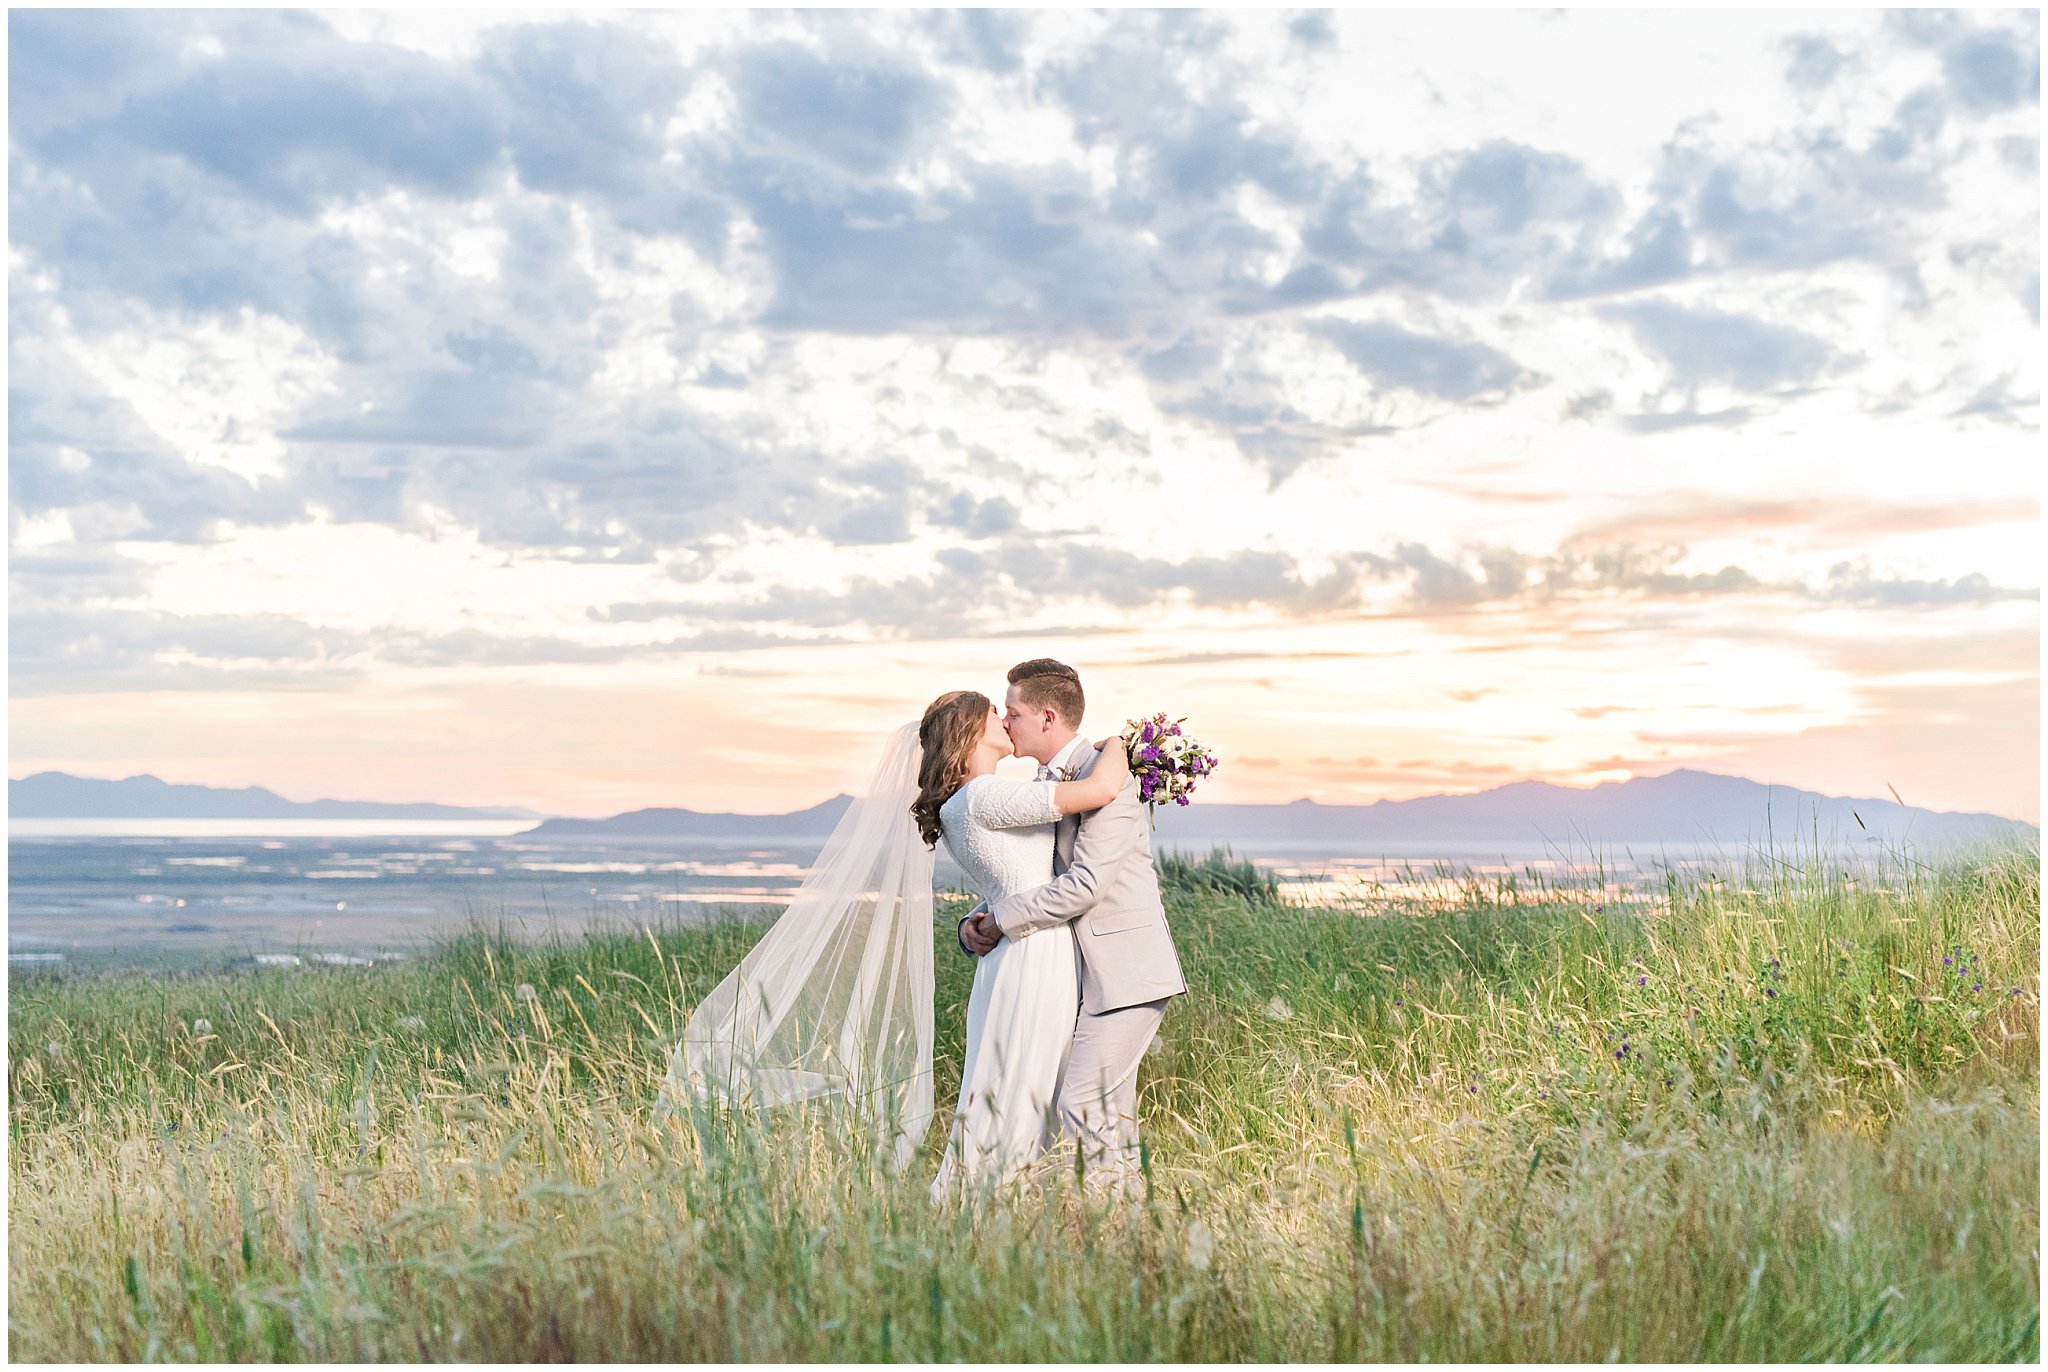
[665,721,935,1170]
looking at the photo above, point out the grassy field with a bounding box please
[8,841,2039,1361]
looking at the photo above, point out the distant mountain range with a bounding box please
[7,772,546,821]
[524,769,2035,850]
[12,768,2033,851]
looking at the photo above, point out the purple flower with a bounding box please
[1637,976,1647,986]
[1176,794,1190,806]
[1764,987,1777,998]
[1943,957,1952,966]
[1141,722,1156,743]
[1972,983,1981,993]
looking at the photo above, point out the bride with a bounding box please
[664,688,1128,1196]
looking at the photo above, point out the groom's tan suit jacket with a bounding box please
[985,738,1188,1016]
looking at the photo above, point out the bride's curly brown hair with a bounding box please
[912,689,991,847]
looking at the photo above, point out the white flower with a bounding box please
[515,983,538,1003]
[191,1019,212,1037]
[1186,1219,1215,1271]
[398,1015,427,1032]
[44,1040,64,1062]
[1264,996,1295,1021]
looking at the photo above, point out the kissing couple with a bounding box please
[667,658,1187,1203]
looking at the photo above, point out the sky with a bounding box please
[7,8,2041,822]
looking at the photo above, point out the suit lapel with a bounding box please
[1052,738,1099,873]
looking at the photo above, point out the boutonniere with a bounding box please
[1054,765,1078,782]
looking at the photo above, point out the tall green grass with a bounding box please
[8,841,2038,1361]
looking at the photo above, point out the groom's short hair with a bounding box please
[1007,658,1084,728]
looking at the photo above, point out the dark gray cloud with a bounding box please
[1599,299,1835,392]
[1305,318,1532,401]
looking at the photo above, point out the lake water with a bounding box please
[5,820,1809,969]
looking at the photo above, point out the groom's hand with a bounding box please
[960,912,1002,957]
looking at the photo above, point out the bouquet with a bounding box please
[1120,712,1219,818]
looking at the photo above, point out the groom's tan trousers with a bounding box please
[1054,995,1170,1195]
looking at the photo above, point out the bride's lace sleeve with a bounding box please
[965,776,1061,829]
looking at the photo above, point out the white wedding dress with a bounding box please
[930,773,1078,1198]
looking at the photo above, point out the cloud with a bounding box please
[1820,562,2038,607]
[1299,143,1618,303]
[1543,208,1693,300]
[8,606,372,696]
[1304,318,1532,401]
[108,36,506,219]
[1571,494,2035,547]
[1783,33,1850,90]
[924,9,1031,75]
[1940,26,2040,113]
[723,160,1156,336]
[1288,12,1337,50]
[475,21,721,244]
[1599,299,1835,392]
[1614,404,1756,432]
[1947,373,2040,428]
[6,8,2035,723]
[730,43,949,177]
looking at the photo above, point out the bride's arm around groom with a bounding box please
[967,734,1187,1017]
[987,739,1148,940]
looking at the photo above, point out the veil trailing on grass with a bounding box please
[666,722,935,1170]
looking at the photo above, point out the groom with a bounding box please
[958,658,1187,1195]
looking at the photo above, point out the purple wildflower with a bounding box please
[1764,987,1777,998]
[1638,976,1647,986]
